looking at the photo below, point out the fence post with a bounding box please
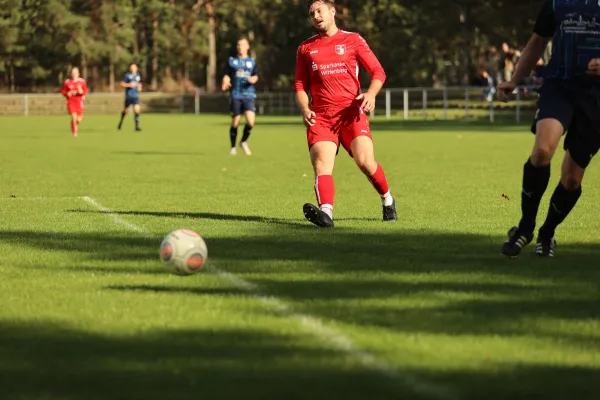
[385,89,391,119]
[422,89,427,120]
[194,88,200,115]
[489,98,494,123]
[465,88,470,121]
[516,89,521,123]
[403,89,409,120]
[24,94,28,116]
[180,94,185,113]
[443,88,448,120]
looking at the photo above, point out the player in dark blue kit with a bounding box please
[498,0,600,258]
[118,63,142,131]
[221,37,258,155]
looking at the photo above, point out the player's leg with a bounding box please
[303,140,337,228]
[341,110,396,222]
[229,100,242,155]
[133,101,141,131]
[240,101,256,155]
[535,98,600,257]
[118,99,130,130]
[501,81,573,258]
[70,111,78,137]
[349,136,397,221]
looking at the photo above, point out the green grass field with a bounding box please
[1,114,599,400]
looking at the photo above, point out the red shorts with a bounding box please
[67,101,84,116]
[307,106,372,156]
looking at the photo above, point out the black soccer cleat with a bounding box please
[135,127,142,131]
[535,236,556,257]
[303,203,334,228]
[382,199,397,222]
[117,122,123,130]
[501,226,534,258]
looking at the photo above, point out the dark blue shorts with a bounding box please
[125,97,140,108]
[531,79,600,168]
[230,98,256,117]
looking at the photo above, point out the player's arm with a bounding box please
[60,82,70,98]
[137,81,143,93]
[120,75,133,89]
[294,46,315,127]
[221,60,233,91]
[248,63,259,85]
[354,35,386,113]
[498,0,554,100]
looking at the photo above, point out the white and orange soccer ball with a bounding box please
[159,229,208,276]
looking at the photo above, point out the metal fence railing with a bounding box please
[0,86,538,123]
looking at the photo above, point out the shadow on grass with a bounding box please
[0,321,402,400]
[67,209,379,225]
[2,226,600,399]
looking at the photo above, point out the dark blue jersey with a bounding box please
[224,57,258,99]
[122,72,141,98]
[535,0,600,84]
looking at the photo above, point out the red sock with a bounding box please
[71,120,77,134]
[368,164,390,196]
[315,175,335,208]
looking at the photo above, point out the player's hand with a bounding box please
[302,109,316,128]
[248,76,258,85]
[497,81,516,103]
[77,85,83,94]
[355,92,376,113]
[586,59,600,76]
[222,81,232,91]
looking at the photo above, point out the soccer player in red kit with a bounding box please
[294,0,397,228]
[60,67,88,137]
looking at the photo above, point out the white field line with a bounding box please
[80,195,458,400]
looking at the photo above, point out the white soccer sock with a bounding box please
[381,191,394,207]
[320,204,333,219]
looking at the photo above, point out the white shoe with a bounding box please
[240,141,252,155]
[230,147,237,155]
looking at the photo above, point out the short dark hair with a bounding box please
[238,36,249,43]
[307,0,334,11]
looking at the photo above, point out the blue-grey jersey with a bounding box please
[224,57,258,99]
[122,72,141,98]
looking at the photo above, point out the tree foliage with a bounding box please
[0,0,544,92]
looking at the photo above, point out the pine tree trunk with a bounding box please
[152,13,159,91]
[205,1,216,93]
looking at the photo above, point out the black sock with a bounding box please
[538,183,582,238]
[134,113,140,128]
[241,124,253,142]
[518,158,551,233]
[119,111,126,125]
[230,126,238,148]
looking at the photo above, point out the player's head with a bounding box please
[307,0,336,33]
[237,37,250,57]
[129,63,138,74]
[71,67,80,80]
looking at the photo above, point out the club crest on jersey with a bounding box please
[246,61,253,68]
[335,44,346,55]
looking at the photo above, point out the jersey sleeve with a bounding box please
[354,35,386,83]
[533,1,555,38]
[81,80,89,96]
[60,81,69,97]
[251,61,258,77]
[222,59,234,78]
[121,73,129,83]
[294,46,309,93]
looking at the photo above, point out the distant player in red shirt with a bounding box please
[295,0,397,228]
[60,67,88,137]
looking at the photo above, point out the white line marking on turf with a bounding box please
[81,196,458,400]
[0,196,83,201]
[81,196,153,238]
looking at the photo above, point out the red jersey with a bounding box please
[61,78,88,104]
[294,30,386,113]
